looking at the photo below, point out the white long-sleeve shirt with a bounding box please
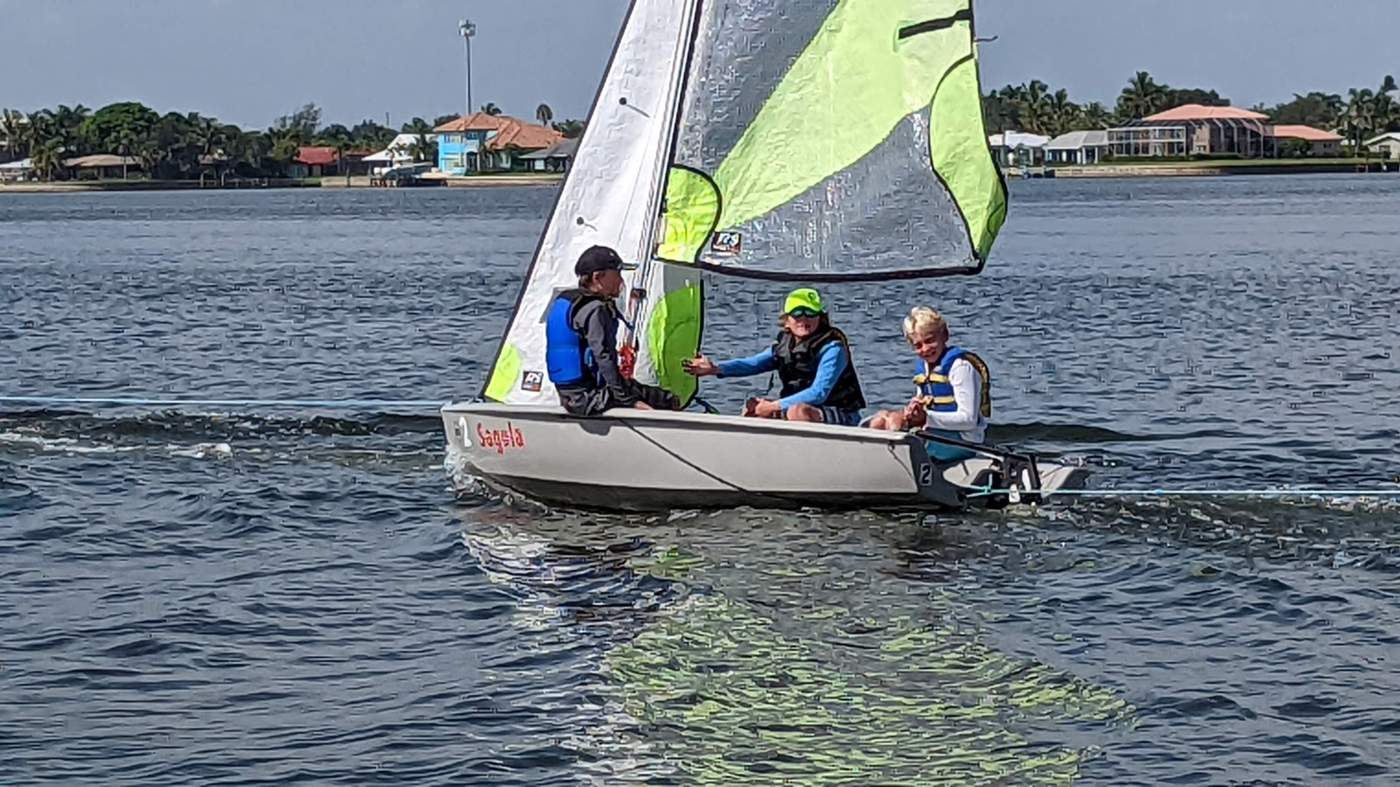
[922,358,987,443]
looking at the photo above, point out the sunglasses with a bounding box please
[787,308,822,319]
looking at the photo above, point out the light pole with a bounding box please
[459,19,476,119]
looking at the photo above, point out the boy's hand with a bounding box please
[682,355,719,377]
[749,398,782,418]
[903,396,925,416]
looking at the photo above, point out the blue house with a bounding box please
[434,112,508,175]
[434,112,563,175]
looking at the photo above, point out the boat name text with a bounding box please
[477,422,526,454]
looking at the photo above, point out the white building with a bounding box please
[988,131,1049,167]
[0,157,34,181]
[362,133,425,175]
[1365,132,1400,160]
[1045,130,1110,165]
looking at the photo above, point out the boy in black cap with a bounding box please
[543,245,681,415]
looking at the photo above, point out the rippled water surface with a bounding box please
[3,176,1400,785]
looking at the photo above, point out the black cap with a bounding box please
[575,245,638,276]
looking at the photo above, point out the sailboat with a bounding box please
[441,0,1088,511]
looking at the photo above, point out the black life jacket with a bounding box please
[771,324,866,411]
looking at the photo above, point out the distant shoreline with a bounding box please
[0,173,565,194]
[1012,158,1400,179]
[6,162,1396,194]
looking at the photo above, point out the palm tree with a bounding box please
[1007,80,1052,134]
[480,102,503,117]
[1082,102,1112,130]
[140,137,163,179]
[1118,71,1168,120]
[51,104,90,152]
[1373,75,1398,133]
[536,103,554,127]
[401,117,433,136]
[1343,88,1377,154]
[407,133,436,164]
[333,138,351,185]
[1044,88,1080,137]
[552,119,586,139]
[31,139,64,181]
[0,108,27,159]
[114,128,138,179]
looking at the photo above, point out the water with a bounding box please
[3,176,1400,785]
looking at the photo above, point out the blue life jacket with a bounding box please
[914,346,992,417]
[545,289,608,386]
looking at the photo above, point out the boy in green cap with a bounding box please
[683,288,866,425]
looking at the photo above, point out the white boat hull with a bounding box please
[441,403,1088,512]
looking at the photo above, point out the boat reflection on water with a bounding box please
[455,500,1136,784]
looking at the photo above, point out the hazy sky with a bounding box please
[3,0,1397,129]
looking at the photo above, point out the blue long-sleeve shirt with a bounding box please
[717,343,849,409]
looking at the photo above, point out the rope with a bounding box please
[0,395,447,410]
[968,487,1400,500]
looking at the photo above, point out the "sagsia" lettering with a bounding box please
[476,422,526,455]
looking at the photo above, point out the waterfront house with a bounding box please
[434,113,503,174]
[518,138,579,172]
[1044,130,1110,165]
[362,133,423,175]
[289,146,338,178]
[1109,104,1270,158]
[64,154,141,179]
[434,113,564,174]
[1364,132,1400,160]
[0,157,34,181]
[1268,125,1342,157]
[987,131,1048,167]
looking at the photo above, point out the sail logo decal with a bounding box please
[477,422,526,454]
[521,370,544,392]
[711,231,742,256]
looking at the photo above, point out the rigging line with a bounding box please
[966,487,1400,500]
[617,417,808,509]
[0,395,447,409]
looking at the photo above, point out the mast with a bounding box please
[620,0,706,375]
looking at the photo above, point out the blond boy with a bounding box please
[869,308,991,454]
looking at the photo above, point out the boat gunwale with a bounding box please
[442,401,917,447]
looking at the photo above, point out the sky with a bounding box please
[2,0,1398,129]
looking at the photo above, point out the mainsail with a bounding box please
[482,0,1004,405]
[655,0,1006,279]
[483,0,702,406]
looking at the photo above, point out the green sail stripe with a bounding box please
[713,0,979,229]
[646,282,702,405]
[484,342,521,402]
[931,55,1006,260]
[658,167,722,263]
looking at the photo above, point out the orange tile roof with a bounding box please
[1270,124,1342,142]
[294,146,338,166]
[1144,103,1270,122]
[432,112,563,151]
[484,118,563,152]
[433,112,513,133]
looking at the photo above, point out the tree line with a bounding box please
[0,101,586,181]
[985,70,1399,152]
[8,71,1398,181]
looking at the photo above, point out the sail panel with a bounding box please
[657,0,1005,280]
[657,166,722,263]
[637,266,703,404]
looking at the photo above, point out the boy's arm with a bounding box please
[717,348,778,378]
